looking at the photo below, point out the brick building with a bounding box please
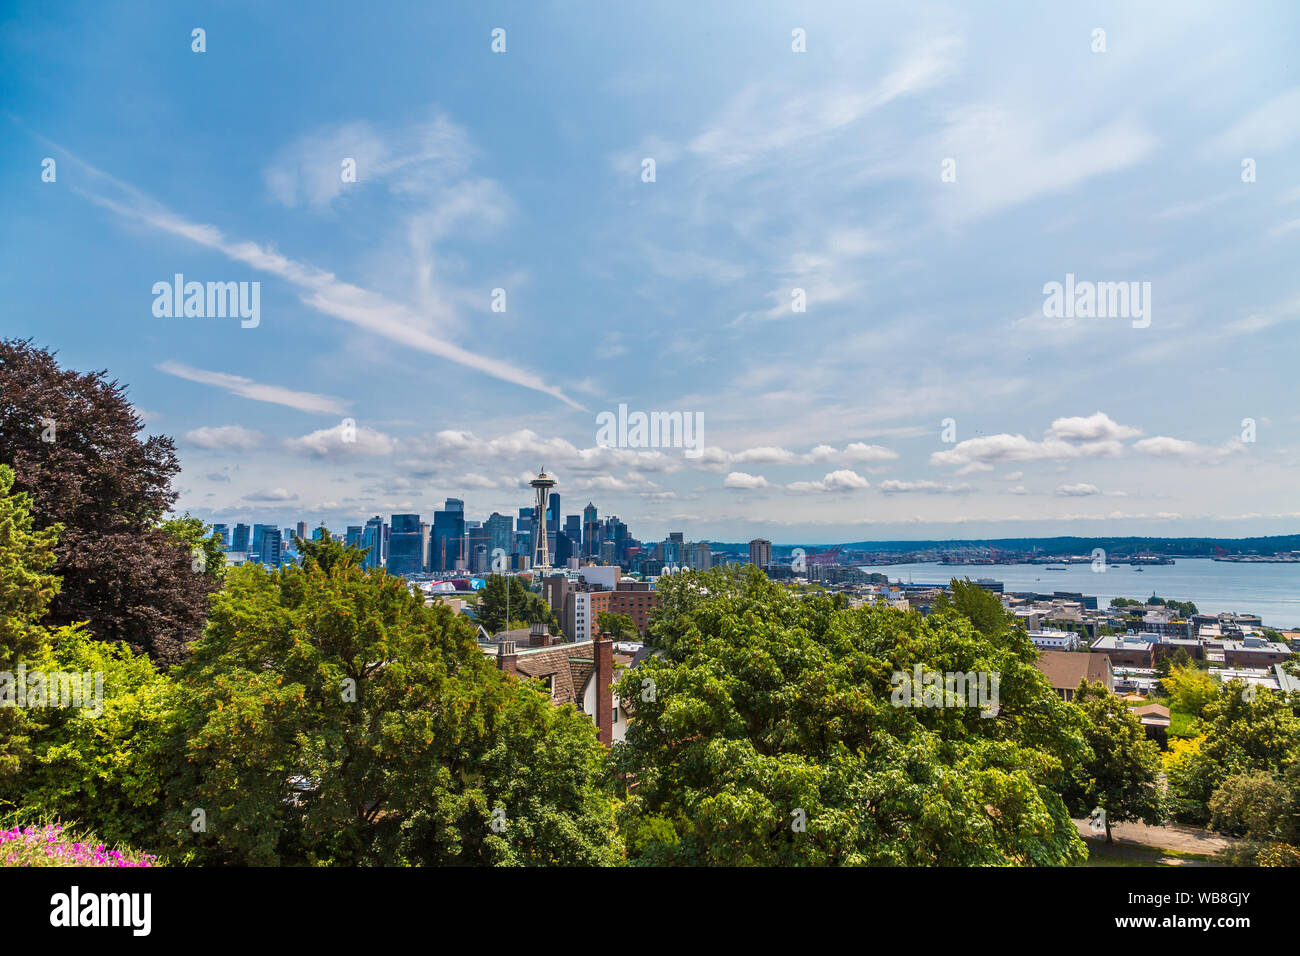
[544,571,661,641]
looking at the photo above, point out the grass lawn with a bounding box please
[1081,841,1219,867]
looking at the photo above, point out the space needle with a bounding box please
[530,467,557,572]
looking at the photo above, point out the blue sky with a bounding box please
[3,0,1298,544]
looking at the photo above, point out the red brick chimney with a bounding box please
[594,631,614,746]
[497,640,518,675]
[528,620,552,647]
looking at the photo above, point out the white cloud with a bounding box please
[1045,412,1142,443]
[1056,483,1101,497]
[160,361,348,415]
[931,433,1122,468]
[688,35,961,169]
[879,479,972,495]
[699,442,897,471]
[184,425,265,450]
[1203,87,1300,158]
[285,422,398,458]
[787,470,870,493]
[67,142,582,409]
[244,488,298,502]
[724,471,770,489]
[937,109,1156,223]
[1133,436,1244,464]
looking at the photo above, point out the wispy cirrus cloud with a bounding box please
[46,135,585,410]
[159,361,348,415]
[688,34,962,169]
[1134,436,1245,464]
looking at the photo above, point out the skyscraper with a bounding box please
[388,513,423,576]
[465,519,487,554]
[345,525,363,549]
[212,524,229,549]
[362,516,384,570]
[432,501,465,572]
[259,528,282,567]
[749,538,772,569]
[611,517,629,561]
[583,502,598,558]
[485,512,513,559]
[296,521,308,543]
[231,523,250,553]
[514,530,531,565]
[555,531,573,566]
[517,507,533,559]
[546,492,561,564]
[252,523,273,555]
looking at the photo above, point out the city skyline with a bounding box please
[5,2,1300,542]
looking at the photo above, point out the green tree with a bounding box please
[611,566,1089,865]
[161,513,226,580]
[0,465,62,782]
[1165,684,1300,825]
[931,577,1019,641]
[14,627,176,847]
[1062,681,1163,841]
[295,527,368,575]
[0,340,217,664]
[477,574,555,635]
[1208,769,1296,843]
[160,559,620,865]
[596,611,636,641]
[1210,765,1300,865]
[1161,662,1216,717]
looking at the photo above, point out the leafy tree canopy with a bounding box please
[1165,684,1300,826]
[1061,680,1163,841]
[611,566,1088,866]
[477,574,556,636]
[1161,662,1217,717]
[160,558,620,865]
[9,626,176,847]
[0,464,62,780]
[596,611,636,642]
[0,339,215,664]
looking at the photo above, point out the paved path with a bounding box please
[1073,818,1237,854]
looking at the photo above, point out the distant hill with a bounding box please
[704,535,1300,556]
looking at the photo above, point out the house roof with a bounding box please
[1130,703,1170,718]
[1034,650,1112,691]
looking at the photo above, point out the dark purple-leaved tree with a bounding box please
[0,339,215,665]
